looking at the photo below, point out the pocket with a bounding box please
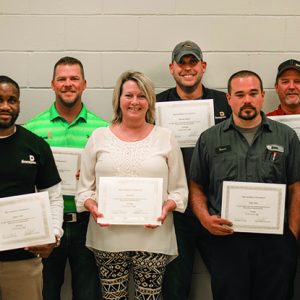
[260,149,286,183]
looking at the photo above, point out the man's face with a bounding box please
[275,69,300,108]
[51,64,86,108]
[169,55,206,93]
[0,83,20,130]
[227,76,264,122]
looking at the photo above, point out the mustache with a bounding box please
[240,104,256,110]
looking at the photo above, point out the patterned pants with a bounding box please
[93,250,168,300]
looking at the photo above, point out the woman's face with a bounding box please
[119,80,149,122]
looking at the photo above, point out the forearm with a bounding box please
[288,181,300,239]
[189,180,210,224]
[39,183,64,237]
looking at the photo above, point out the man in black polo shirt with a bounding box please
[156,40,231,300]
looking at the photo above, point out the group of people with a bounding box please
[0,40,299,300]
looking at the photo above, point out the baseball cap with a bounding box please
[172,40,203,63]
[276,59,300,79]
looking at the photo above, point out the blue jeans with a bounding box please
[162,210,212,300]
[42,213,101,300]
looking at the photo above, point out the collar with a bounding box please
[223,112,272,132]
[49,103,88,124]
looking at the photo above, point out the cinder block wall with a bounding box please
[1,0,300,124]
[1,1,300,299]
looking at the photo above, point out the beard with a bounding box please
[0,111,19,129]
[238,104,258,120]
[58,94,81,108]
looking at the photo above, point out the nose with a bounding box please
[288,81,295,89]
[0,100,11,110]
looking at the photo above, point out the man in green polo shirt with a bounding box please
[24,56,109,300]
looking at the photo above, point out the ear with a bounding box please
[201,61,207,73]
[169,62,174,75]
[51,80,55,91]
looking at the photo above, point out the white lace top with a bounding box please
[76,126,188,259]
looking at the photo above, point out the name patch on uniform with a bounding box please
[215,145,231,154]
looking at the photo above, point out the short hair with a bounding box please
[0,75,20,97]
[227,70,264,94]
[53,56,85,79]
[112,71,156,124]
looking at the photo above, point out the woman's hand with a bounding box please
[84,198,109,227]
[145,199,176,229]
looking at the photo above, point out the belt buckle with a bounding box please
[65,213,77,223]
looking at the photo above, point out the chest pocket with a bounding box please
[260,149,286,183]
[211,153,238,193]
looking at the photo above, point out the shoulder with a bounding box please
[16,125,52,149]
[156,88,178,102]
[85,109,110,125]
[203,86,227,101]
[24,108,51,127]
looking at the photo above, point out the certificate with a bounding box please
[51,147,82,196]
[268,114,300,140]
[97,177,163,225]
[221,181,286,234]
[155,100,215,148]
[0,192,55,251]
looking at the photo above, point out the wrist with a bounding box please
[54,235,61,247]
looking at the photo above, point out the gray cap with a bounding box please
[276,59,300,79]
[172,40,203,63]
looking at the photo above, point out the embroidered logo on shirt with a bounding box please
[21,154,37,165]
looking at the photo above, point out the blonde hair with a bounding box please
[111,71,156,124]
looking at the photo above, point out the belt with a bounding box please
[63,212,89,223]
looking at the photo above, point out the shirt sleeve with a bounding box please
[166,132,188,212]
[75,134,97,212]
[38,183,64,237]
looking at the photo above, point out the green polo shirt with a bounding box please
[24,103,110,212]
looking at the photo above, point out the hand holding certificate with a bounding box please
[221,181,286,234]
[0,192,55,251]
[97,177,163,225]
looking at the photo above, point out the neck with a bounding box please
[281,104,300,115]
[176,84,203,100]
[232,114,262,129]
[55,101,82,124]
[0,124,16,137]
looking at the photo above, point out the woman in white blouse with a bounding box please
[76,71,188,299]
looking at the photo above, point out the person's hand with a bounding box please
[201,214,234,235]
[84,198,109,227]
[145,199,176,229]
[75,169,80,180]
[25,243,56,258]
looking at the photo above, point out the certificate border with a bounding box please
[222,181,286,234]
[155,100,215,148]
[98,177,163,225]
[51,147,82,196]
[0,192,55,251]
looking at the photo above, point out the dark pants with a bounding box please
[42,212,101,300]
[210,226,297,300]
[162,211,212,300]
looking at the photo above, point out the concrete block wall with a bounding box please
[1,1,300,299]
[1,0,300,124]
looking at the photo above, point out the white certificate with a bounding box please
[155,100,215,148]
[97,177,163,225]
[268,114,300,140]
[51,147,82,196]
[0,192,55,251]
[221,181,286,234]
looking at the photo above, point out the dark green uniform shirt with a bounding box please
[190,113,300,215]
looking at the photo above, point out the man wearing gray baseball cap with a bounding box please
[156,40,231,300]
